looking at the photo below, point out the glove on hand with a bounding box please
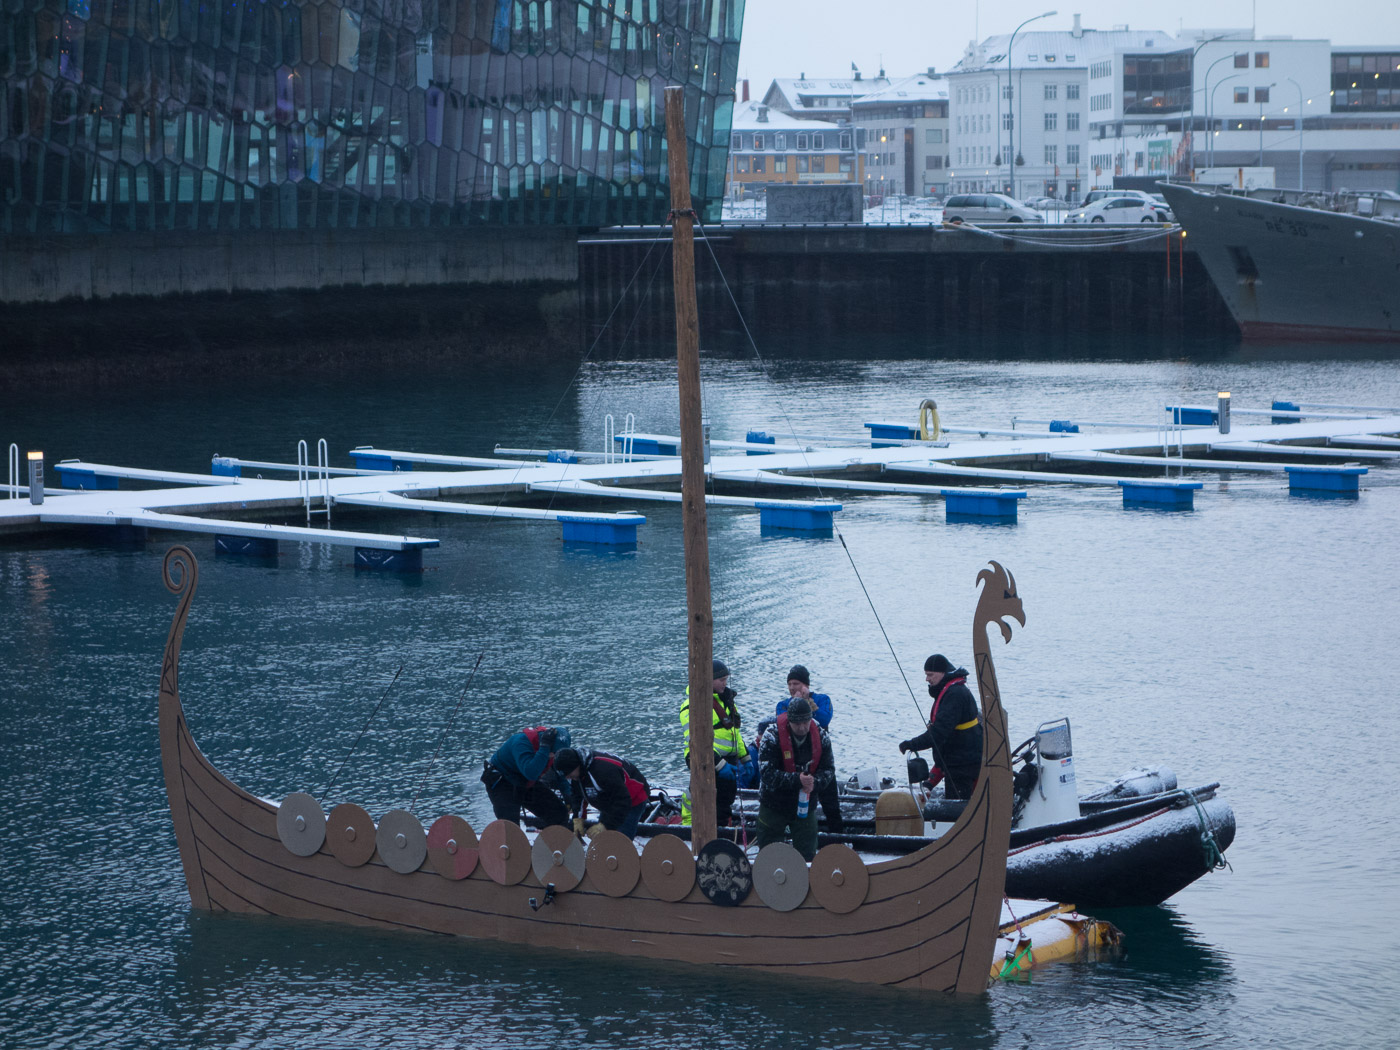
[585,823,603,840]
[572,817,587,836]
[898,739,914,754]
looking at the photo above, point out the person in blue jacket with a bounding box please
[480,725,573,828]
[771,665,844,831]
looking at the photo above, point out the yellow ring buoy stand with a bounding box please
[919,399,941,441]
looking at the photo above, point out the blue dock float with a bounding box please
[559,513,642,545]
[1285,465,1365,497]
[349,449,415,472]
[746,431,777,455]
[354,547,425,572]
[945,490,1026,522]
[215,535,278,558]
[623,437,678,456]
[1169,407,1216,426]
[1272,401,1302,425]
[865,423,918,447]
[757,501,841,532]
[57,465,120,490]
[1119,480,1202,510]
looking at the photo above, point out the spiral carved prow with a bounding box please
[974,560,1025,645]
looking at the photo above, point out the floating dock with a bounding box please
[3,398,1396,570]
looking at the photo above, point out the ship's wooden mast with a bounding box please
[665,85,717,853]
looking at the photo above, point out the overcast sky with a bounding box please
[735,0,1400,89]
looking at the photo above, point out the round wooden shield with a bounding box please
[752,842,810,912]
[586,830,641,897]
[531,824,587,892]
[326,803,376,868]
[376,809,428,874]
[426,815,479,880]
[640,833,696,902]
[696,838,753,907]
[276,792,326,858]
[809,843,869,914]
[479,819,531,885]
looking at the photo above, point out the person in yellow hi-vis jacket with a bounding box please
[680,659,747,827]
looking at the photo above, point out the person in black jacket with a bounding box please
[555,747,651,840]
[898,654,983,801]
[755,697,835,861]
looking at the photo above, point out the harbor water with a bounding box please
[2,344,1399,1048]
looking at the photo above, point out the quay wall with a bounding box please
[579,225,1235,352]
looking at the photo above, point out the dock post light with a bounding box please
[1217,393,1231,434]
[27,451,43,505]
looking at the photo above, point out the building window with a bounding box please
[797,134,809,149]
[752,134,763,150]
[735,157,749,173]
[840,154,853,172]
[926,128,943,143]
[1067,83,1081,100]
[1045,84,1058,100]
[1255,86,1270,103]
[1045,145,1058,164]
[1067,112,1080,130]
[1003,84,1013,99]
[926,155,943,168]
[1066,144,1080,164]
[752,156,765,173]
[1255,52,1269,68]
[811,156,826,172]
[796,156,809,172]
[1045,112,1058,130]
[840,132,852,149]
[775,134,786,150]
[1234,87,1248,103]
[731,134,741,149]
[813,133,824,149]
[1233,53,1248,68]
[775,156,787,172]
[1003,112,1013,130]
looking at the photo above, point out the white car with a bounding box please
[942,193,1045,223]
[1065,197,1165,223]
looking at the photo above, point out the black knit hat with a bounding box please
[713,659,730,678]
[786,697,814,721]
[924,653,954,673]
[554,747,583,776]
[787,664,810,686]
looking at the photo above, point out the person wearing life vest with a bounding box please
[680,658,748,827]
[555,747,651,840]
[755,696,835,861]
[480,725,573,828]
[898,654,983,801]
[775,664,843,832]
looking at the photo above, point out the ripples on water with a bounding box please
[2,349,1399,1048]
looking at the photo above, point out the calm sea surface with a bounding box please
[3,342,1399,1049]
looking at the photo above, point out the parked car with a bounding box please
[942,193,1045,223]
[1079,188,1172,222]
[1065,196,1165,223]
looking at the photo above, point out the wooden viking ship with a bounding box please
[157,88,1020,993]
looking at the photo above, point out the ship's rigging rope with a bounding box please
[320,665,403,805]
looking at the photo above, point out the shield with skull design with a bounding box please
[696,838,753,906]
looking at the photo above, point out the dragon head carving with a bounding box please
[975,560,1025,644]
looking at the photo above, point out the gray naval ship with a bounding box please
[1158,182,1400,342]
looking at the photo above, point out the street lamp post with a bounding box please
[1258,81,1276,167]
[1208,73,1243,168]
[1201,52,1242,173]
[1285,76,1305,189]
[1186,38,1236,175]
[1006,9,1056,201]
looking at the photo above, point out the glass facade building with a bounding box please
[0,0,742,234]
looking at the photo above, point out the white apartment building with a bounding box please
[761,71,892,124]
[945,18,1173,200]
[946,17,1400,199]
[849,72,950,197]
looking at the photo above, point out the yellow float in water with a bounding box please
[992,900,1123,980]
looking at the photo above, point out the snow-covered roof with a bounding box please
[950,27,1180,74]
[730,99,843,133]
[852,73,949,105]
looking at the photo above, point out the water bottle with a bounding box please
[796,789,810,818]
